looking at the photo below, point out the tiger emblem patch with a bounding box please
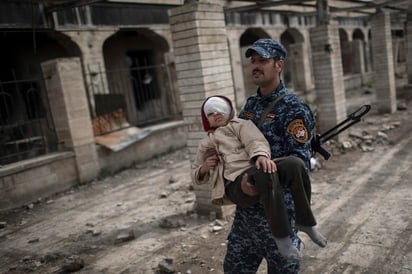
[287,119,308,144]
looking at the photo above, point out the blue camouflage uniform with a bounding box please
[223,39,316,274]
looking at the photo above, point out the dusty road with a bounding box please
[0,86,411,274]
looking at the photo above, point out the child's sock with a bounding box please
[296,225,327,247]
[274,236,301,261]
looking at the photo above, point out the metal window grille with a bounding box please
[0,76,58,165]
[86,61,179,136]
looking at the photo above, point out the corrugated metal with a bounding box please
[94,126,152,151]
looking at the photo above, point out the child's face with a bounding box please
[207,112,230,128]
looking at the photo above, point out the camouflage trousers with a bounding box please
[223,189,300,274]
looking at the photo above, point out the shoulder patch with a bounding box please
[287,119,308,144]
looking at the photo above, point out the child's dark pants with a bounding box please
[225,156,316,238]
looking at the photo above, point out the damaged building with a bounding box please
[0,0,410,212]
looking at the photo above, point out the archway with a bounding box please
[0,31,81,164]
[280,28,305,91]
[103,29,176,127]
[339,28,352,75]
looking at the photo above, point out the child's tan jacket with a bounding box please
[191,118,271,205]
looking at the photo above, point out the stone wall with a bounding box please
[0,152,77,211]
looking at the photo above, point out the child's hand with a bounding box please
[255,156,277,173]
[200,154,219,176]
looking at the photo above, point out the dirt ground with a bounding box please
[0,85,411,274]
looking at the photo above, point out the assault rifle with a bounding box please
[311,104,371,160]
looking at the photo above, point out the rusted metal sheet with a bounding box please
[94,127,152,152]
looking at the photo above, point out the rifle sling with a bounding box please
[256,93,286,129]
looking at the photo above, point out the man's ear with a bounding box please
[275,59,284,71]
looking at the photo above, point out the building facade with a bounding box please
[0,0,409,211]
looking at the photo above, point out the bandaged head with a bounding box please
[201,96,234,131]
[203,96,231,117]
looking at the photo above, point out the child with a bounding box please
[191,96,327,261]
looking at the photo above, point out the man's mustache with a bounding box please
[252,69,263,74]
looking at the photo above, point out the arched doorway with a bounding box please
[280,28,306,91]
[339,28,352,75]
[0,31,80,164]
[102,29,179,127]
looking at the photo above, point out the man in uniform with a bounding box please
[223,39,316,273]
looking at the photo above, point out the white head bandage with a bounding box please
[204,97,231,116]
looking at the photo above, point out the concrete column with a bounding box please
[227,32,246,107]
[352,39,365,74]
[169,0,235,218]
[365,41,373,72]
[310,21,347,135]
[66,31,114,115]
[371,11,397,113]
[290,42,313,92]
[41,58,100,183]
[407,9,412,85]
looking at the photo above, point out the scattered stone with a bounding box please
[159,218,185,229]
[349,131,366,140]
[169,176,177,184]
[21,256,32,262]
[184,197,195,203]
[377,131,389,140]
[41,253,60,263]
[341,140,352,149]
[0,221,6,228]
[160,192,169,198]
[115,230,135,243]
[86,228,101,236]
[214,219,226,227]
[61,256,85,273]
[210,225,223,233]
[397,102,407,111]
[158,258,175,273]
[360,144,374,152]
[28,238,39,243]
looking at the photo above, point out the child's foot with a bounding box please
[296,225,327,247]
[274,236,301,261]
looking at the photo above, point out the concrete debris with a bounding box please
[160,192,169,198]
[61,256,84,273]
[209,220,226,233]
[158,258,175,273]
[312,118,401,171]
[159,218,185,229]
[28,238,39,243]
[86,228,101,236]
[115,229,135,243]
[169,176,177,183]
[210,225,223,232]
[0,221,6,228]
[397,102,407,111]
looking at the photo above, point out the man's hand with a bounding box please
[240,173,258,196]
[255,155,277,173]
